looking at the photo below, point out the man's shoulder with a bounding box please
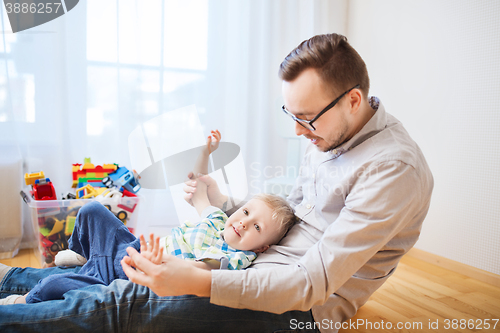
[372,113,423,166]
[337,108,418,170]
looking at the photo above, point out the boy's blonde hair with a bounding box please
[252,193,298,243]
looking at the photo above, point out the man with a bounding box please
[0,34,433,333]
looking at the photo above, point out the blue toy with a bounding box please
[102,167,141,193]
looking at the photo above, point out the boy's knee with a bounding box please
[75,201,123,234]
[78,201,107,217]
[74,202,110,233]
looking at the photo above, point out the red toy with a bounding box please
[33,178,57,200]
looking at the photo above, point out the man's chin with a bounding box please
[316,143,341,153]
[315,145,329,153]
[314,142,331,153]
[309,137,341,153]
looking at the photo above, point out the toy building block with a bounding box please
[33,178,57,200]
[76,184,98,199]
[82,157,94,169]
[25,171,46,186]
[65,216,76,236]
[72,160,118,188]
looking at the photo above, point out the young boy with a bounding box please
[3,130,296,305]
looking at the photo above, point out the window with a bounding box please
[0,10,35,124]
[86,0,208,144]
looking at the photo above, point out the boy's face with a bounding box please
[223,198,281,253]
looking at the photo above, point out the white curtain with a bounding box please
[0,0,347,249]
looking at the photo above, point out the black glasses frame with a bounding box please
[282,84,360,131]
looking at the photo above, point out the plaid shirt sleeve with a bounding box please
[164,208,256,269]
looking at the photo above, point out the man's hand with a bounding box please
[183,172,228,210]
[139,233,163,265]
[121,247,211,297]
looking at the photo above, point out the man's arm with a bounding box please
[210,161,431,313]
[123,162,424,308]
[123,157,431,314]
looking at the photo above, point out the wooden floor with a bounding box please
[1,249,499,332]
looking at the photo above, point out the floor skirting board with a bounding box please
[407,248,500,288]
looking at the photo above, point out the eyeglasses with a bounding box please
[281,84,360,131]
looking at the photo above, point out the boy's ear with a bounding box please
[253,245,269,253]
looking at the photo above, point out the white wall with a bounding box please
[347,0,500,274]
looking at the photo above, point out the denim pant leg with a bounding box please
[0,278,319,333]
[25,272,108,303]
[68,201,140,283]
[0,266,80,298]
[25,201,140,303]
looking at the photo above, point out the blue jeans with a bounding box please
[26,201,141,303]
[0,202,318,332]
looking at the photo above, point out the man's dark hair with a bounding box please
[279,33,370,98]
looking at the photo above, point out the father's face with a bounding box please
[281,68,354,153]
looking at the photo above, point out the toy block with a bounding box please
[65,216,76,235]
[25,171,45,186]
[76,184,98,199]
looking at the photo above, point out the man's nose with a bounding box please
[295,122,310,136]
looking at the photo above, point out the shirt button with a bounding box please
[312,173,315,179]
[306,204,311,209]
[332,149,338,155]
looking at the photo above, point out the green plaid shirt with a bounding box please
[162,207,256,270]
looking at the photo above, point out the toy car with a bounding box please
[33,178,57,200]
[103,167,141,193]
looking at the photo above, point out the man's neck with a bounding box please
[352,100,376,137]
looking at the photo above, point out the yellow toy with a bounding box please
[24,171,45,186]
[75,184,98,199]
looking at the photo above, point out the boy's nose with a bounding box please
[239,221,246,229]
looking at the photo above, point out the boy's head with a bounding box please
[223,194,297,253]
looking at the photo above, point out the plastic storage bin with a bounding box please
[25,194,140,266]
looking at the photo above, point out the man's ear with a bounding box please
[253,245,270,253]
[348,88,362,114]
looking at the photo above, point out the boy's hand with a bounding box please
[206,130,221,154]
[139,233,163,265]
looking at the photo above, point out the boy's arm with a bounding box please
[190,259,221,270]
[191,130,221,216]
